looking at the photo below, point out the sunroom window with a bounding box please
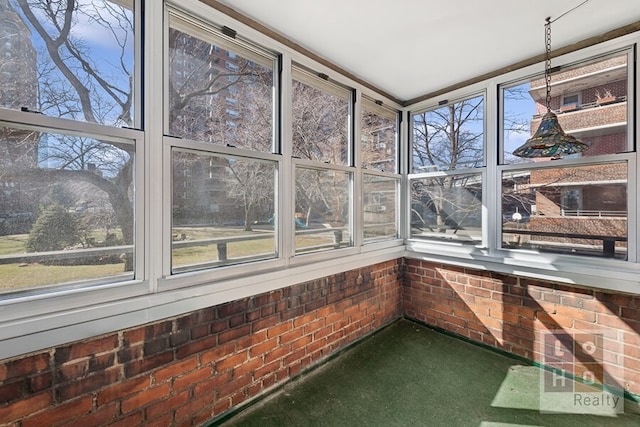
[167,13,276,152]
[166,10,279,273]
[292,67,353,254]
[0,124,138,294]
[361,98,400,242]
[361,99,398,173]
[409,94,485,243]
[0,0,139,297]
[171,149,277,272]
[363,174,399,242]
[294,167,351,254]
[0,0,135,126]
[500,51,631,259]
[292,68,351,165]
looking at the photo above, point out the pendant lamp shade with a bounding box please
[512,18,589,158]
[512,111,590,158]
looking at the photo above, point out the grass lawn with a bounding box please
[0,234,29,254]
[0,263,128,291]
[0,227,348,292]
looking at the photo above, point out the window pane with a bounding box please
[295,167,351,253]
[502,163,627,259]
[361,103,397,172]
[168,26,274,151]
[0,125,135,295]
[171,149,276,272]
[1,0,135,126]
[292,75,350,164]
[410,173,482,243]
[412,95,484,172]
[503,53,628,164]
[363,174,398,241]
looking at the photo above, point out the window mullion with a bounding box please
[148,0,166,285]
[486,82,500,254]
[280,52,294,263]
[353,90,363,248]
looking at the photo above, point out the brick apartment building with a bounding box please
[506,53,628,258]
[0,0,39,234]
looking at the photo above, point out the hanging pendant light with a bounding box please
[513,17,589,158]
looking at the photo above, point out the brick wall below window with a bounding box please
[0,260,402,426]
[3,257,640,426]
[403,259,640,397]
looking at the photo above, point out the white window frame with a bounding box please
[405,34,640,294]
[407,91,488,250]
[561,92,581,108]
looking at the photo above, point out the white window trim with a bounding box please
[404,31,640,293]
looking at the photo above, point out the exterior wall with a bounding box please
[0,260,402,426]
[530,102,627,133]
[403,259,640,396]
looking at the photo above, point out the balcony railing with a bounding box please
[559,209,626,217]
[532,96,627,119]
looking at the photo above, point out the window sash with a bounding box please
[168,9,276,68]
[363,173,399,242]
[361,98,398,173]
[411,93,486,173]
[0,119,142,297]
[294,165,353,255]
[170,147,278,273]
[500,49,633,165]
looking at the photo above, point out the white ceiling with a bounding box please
[216,0,640,104]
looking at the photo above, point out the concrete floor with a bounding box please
[215,319,640,427]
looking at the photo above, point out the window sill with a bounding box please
[405,240,640,294]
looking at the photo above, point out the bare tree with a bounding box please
[4,0,135,267]
[292,79,349,227]
[411,97,483,234]
[224,159,274,232]
[5,1,281,271]
[167,27,276,230]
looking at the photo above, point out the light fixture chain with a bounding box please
[545,17,552,112]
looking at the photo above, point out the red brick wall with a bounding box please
[403,259,640,396]
[0,260,402,426]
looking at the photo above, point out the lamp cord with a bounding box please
[544,0,590,112]
[550,0,590,23]
[545,17,552,112]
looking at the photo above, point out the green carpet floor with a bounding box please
[217,319,640,427]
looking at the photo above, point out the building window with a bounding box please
[410,94,485,243]
[0,0,139,298]
[561,93,580,110]
[225,61,239,72]
[500,51,631,259]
